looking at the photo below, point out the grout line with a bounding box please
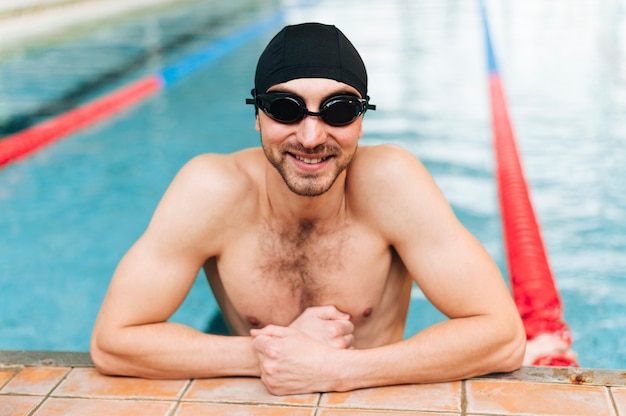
[177,378,194,400]
[23,367,73,416]
[608,386,620,416]
[0,368,20,392]
[177,399,318,408]
[167,400,182,416]
[47,366,74,395]
[314,391,322,408]
[460,379,468,415]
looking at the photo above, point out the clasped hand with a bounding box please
[250,305,354,395]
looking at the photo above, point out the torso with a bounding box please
[202,146,414,348]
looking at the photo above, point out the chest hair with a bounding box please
[256,218,347,310]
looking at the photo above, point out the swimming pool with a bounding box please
[1,0,624,370]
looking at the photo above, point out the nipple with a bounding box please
[247,316,261,327]
[362,307,373,318]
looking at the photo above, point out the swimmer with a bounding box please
[90,22,525,395]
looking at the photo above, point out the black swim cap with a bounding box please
[254,23,368,98]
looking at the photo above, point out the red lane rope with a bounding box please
[489,74,578,366]
[0,76,162,167]
[0,10,284,169]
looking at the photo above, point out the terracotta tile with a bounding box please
[320,382,462,412]
[612,387,626,415]
[32,397,175,416]
[1,367,70,395]
[0,395,44,416]
[183,377,319,406]
[317,410,457,415]
[53,368,189,399]
[176,402,315,415]
[467,379,614,416]
[0,369,17,389]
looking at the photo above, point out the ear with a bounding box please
[255,115,260,132]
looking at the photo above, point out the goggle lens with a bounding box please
[268,95,303,123]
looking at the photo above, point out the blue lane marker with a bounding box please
[479,0,499,75]
[159,10,285,86]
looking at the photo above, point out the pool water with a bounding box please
[1,0,624,369]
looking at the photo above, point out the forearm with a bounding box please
[330,316,525,392]
[91,322,260,379]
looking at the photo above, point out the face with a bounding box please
[256,78,364,197]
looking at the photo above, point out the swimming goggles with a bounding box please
[246,90,376,126]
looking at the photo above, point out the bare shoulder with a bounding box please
[350,144,433,183]
[145,148,264,251]
[348,144,436,202]
[165,148,263,210]
[173,148,262,194]
[347,144,457,238]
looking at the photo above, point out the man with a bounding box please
[91,22,525,395]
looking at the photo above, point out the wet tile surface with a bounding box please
[175,402,315,415]
[0,394,44,416]
[183,377,319,406]
[1,356,625,416]
[0,369,17,389]
[466,378,615,416]
[1,367,69,395]
[317,410,455,415]
[320,382,462,412]
[53,367,188,399]
[33,397,176,416]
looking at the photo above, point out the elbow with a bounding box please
[494,319,527,374]
[501,333,527,373]
[90,331,124,376]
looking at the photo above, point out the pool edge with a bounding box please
[1,350,624,387]
[0,350,93,368]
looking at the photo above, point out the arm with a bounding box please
[251,145,526,394]
[90,155,259,379]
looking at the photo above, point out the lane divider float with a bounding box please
[0,10,284,168]
[479,0,578,367]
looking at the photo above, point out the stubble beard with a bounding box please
[262,142,355,197]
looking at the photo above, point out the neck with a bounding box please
[264,166,348,225]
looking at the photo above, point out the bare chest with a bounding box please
[207,219,405,334]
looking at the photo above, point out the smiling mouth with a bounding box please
[292,154,329,164]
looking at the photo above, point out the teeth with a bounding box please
[295,155,325,164]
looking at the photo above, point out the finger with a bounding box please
[329,319,355,337]
[343,334,356,349]
[339,319,355,334]
[329,333,356,349]
[251,334,281,359]
[314,305,351,321]
[251,325,291,338]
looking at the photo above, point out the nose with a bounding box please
[295,115,327,149]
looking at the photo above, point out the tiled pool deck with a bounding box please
[0,351,625,415]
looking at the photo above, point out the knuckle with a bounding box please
[265,345,279,359]
[329,321,348,337]
[260,361,278,376]
[266,383,285,396]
